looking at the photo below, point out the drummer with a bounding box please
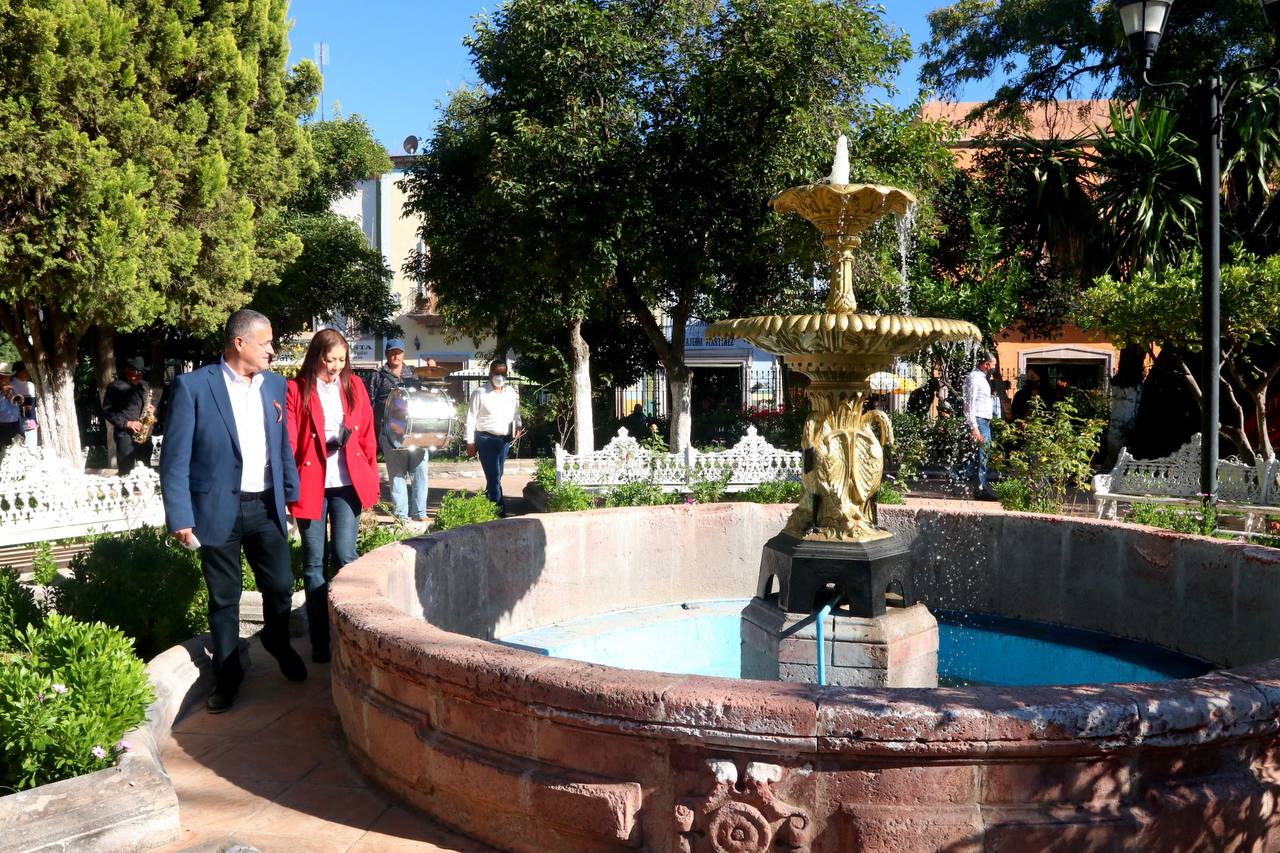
[368,339,433,529]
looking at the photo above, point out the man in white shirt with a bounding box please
[10,362,36,449]
[963,351,998,500]
[464,360,523,517]
[160,309,305,714]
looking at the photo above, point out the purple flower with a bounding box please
[684,497,697,505]
[50,683,67,695]
[91,745,107,760]
[36,693,45,703]
[115,739,133,754]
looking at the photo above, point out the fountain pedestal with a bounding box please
[757,532,914,617]
[741,597,938,688]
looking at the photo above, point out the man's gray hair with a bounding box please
[224,309,271,348]
[978,351,997,365]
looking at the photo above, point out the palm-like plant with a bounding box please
[1089,103,1201,274]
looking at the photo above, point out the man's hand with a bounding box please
[970,425,984,444]
[466,442,477,458]
[172,528,195,547]
[125,419,142,434]
[145,404,155,416]
[513,429,526,441]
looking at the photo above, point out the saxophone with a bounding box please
[133,384,155,444]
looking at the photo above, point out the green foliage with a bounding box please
[992,479,1056,514]
[0,0,317,460]
[357,516,412,555]
[736,478,804,504]
[639,424,669,454]
[743,402,808,452]
[889,413,973,478]
[55,528,205,661]
[604,480,676,508]
[0,567,45,652]
[31,542,59,587]
[1129,501,1218,537]
[689,467,732,504]
[876,480,906,505]
[991,397,1105,513]
[435,491,501,530]
[534,457,597,512]
[0,614,154,792]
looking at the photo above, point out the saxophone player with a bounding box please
[102,356,155,475]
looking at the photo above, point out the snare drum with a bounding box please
[383,386,456,451]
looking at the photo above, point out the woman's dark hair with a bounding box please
[298,328,355,413]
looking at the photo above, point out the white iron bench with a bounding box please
[0,442,164,547]
[1093,434,1280,532]
[555,426,801,493]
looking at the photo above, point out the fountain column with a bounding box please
[710,146,979,688]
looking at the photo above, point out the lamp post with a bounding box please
[1115,0,1280,504]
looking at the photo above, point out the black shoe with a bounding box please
[311,645,331,664]
[274,646,308,682]
[206,688,236,714]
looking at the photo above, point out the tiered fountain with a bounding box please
[711,137,978,687]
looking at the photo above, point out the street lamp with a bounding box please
[1115,0,1280,504]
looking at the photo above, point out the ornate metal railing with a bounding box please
[555,426,801,493]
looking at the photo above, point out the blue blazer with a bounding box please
[160,362,301,548]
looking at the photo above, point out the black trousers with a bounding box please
[115,431,152,476]
[199,493,294,690]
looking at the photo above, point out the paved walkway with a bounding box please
[156,637,493,852]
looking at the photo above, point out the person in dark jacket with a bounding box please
[101,356,155,475]
[366,339,433,526]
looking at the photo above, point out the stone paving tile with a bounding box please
[159,638,483,852]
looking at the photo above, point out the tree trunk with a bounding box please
[92,327,117,468]
[2,302,85,467]
[667,364,692,452]
[568,317,594,454]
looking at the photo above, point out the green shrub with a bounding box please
[55,528,206,660]
[990,397,1105,513]
[0,614,154,792]
[534,457,558,491]
[639,424,668,453]
[547,481,595,512]
[1129,501,1217,536]
[993,479,1056,513]
[357,514,412,554]
[876,480,906,505]
[604,479,676,507]
[0,567,45,652]
[31,542,59,587]
[435,491,501,530]
[689,466,732,504]
[736,478,803,504]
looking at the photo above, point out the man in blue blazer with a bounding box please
[160,309,306,713]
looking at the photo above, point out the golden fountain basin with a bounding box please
[707,313,980,357]
[771,183,917,237]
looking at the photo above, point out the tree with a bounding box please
[250,115,398,340]
[0,0,315,462]
[1079,250,1280,461]
[409,1,956,453]
[921,0,1273,121]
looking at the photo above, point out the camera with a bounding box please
[325,423,352,455]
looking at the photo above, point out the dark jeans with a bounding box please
[199,493,294,691]
[297,485,360,651]
[970,417,992,491]
[475,431,512,514]
[114,431,152,476]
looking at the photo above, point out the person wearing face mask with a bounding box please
[464,360,523,517]
[285,329,379,663]
[368,339,432,528]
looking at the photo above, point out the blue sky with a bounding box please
[286,1,996,155]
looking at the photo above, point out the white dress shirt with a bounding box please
[963,369,993,428]
[464,383,522,442]
[316,376,352,488]
[220,359,269,492]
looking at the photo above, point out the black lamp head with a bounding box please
[1115,0,1174,71]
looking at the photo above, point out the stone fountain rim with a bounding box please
[706,313,981,342]
[330,504,1280,760]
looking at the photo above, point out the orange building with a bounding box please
[921,99,1123,390]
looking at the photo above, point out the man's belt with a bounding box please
[238,490,272,502]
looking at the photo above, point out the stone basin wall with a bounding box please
[330,503,1280,852]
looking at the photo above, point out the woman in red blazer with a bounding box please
[286,329,379,662]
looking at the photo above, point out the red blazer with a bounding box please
[285,373,379,520]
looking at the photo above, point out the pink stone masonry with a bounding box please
[330,503,1280,851]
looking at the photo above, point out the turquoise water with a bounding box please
[498,599,1212,686]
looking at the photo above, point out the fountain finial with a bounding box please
[827,134,850,185]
